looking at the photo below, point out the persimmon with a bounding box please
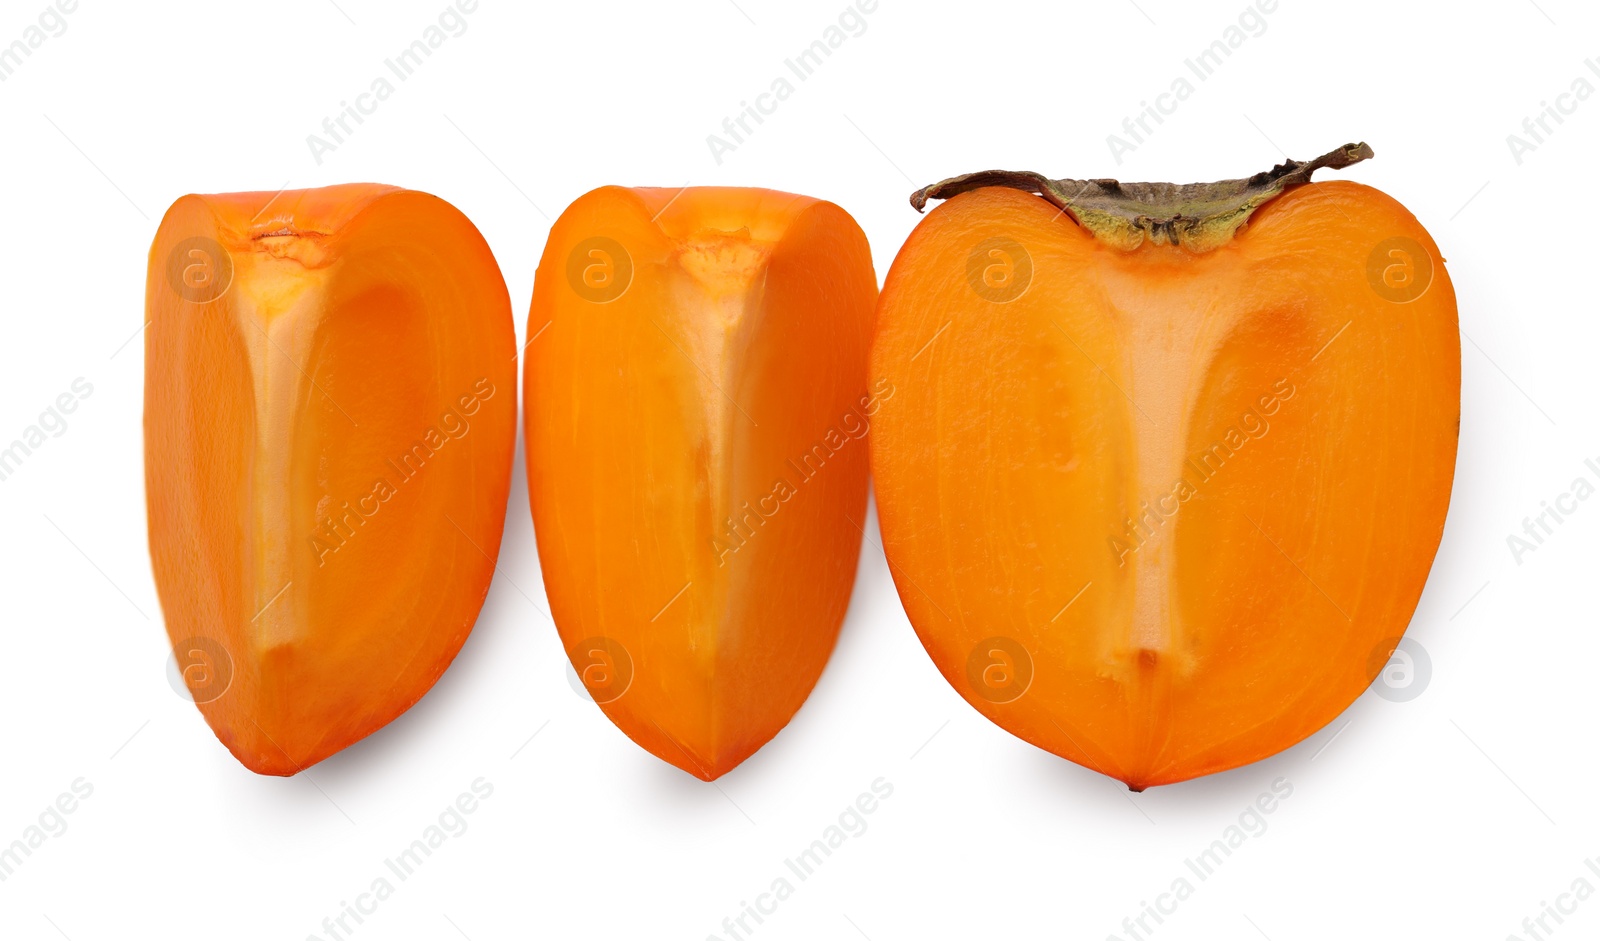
[145,184,516,775]
[525,186,878,780]
[871,144,1460,789]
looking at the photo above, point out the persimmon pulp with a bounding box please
[145,184,516,775]
[872,145,1460,789]
[526,186,878,780]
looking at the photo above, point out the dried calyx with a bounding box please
[910,142,1374,253]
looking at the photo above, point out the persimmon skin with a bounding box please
[871,179,1459,789]
[145,184,516,775]
[525,186,877,780]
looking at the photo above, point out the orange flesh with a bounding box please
[145,184,516,775]
[525,186,877,780]
[871,181,1459,788]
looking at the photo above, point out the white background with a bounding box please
[0,0,1595,938]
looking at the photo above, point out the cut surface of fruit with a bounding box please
[146,184,516,775]
[872,145,1459,789]
[526,186,879,780]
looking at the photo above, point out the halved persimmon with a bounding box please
[871,144,1459,788]
[525,186,878,780]
[145,184,516,775]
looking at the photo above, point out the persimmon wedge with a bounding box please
[871,144,1460,789]
[145,184,516,775]
[525,186,878,780]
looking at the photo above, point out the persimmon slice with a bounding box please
[871,144,1460,788]
[145,184,516,775]
[525,186,877,780]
